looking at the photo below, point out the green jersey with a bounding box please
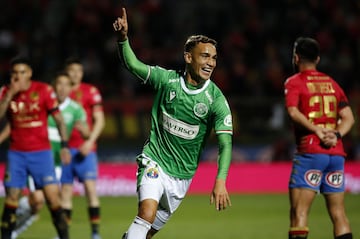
[48,97,86,165]
[118,39,233,179]
[142,67,233,179]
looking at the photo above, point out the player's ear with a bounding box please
[315,56,320,64]
[26,68,33,79]
[184,52,192,64]
[293,53,299,65]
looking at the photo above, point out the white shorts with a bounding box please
[137,154,192,230]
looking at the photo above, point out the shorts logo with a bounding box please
[305,170,322,187]
[193,103,208,118]
[43,176,54,182]
[326,171,343,188]
[146,168,159,179]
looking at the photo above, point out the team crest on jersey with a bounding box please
[30,91,39,101]
[326,171,343,188]
[146,167,159,179]
[193,103,208,117]
[224,114,232,127]
[305,170,322,187]
[75,91,82,101]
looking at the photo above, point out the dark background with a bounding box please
[0,0,359,162]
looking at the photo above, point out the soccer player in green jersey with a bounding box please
[48,72,89,176]
[113,7,233,239]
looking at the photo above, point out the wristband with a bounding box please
[60,140,69,148]
[334,131,342,139]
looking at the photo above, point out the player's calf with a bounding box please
[50,207,69,239]
[1,203,18,239]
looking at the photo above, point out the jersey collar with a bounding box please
[59,97,71,110]
[180,76,211,95]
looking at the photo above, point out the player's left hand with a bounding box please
[79,140,93,156]
[210,178,232,211]
[60,147,71,165]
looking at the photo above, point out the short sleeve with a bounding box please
[212,96,233,135]
[284,77,300,108]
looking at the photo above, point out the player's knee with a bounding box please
[138,200,158,223]
[29,192,45,213]
[5,188,21,203]
[138,211,156,223]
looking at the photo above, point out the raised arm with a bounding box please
[113,7,128,42]
[113,7,150,82]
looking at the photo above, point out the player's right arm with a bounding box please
[286,106,330,142]
[113,7,150,83]
[0,79,21,118]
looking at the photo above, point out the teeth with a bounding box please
[202,68,211,73]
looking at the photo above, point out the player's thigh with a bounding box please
[27,150,58,188]
[60,184,73,208]
[42,183,61,207]
[323,192,346,217]
[137,157,164,203]
[83,179,100,206]
[29,190,45,213]
[289,187,317,209]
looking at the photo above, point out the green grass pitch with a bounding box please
[5,193,360,239]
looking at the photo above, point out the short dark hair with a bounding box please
[52,71,71,86]
[184,35,217,52]
[64,56,82,67]
[55,71,70,79]
[293,37,320,62]
[10,56,32,68]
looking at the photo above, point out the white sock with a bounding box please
[126,216,151,239]
[16,196,31,215]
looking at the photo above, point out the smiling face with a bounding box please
[184,42,217,85]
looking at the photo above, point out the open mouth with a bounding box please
[201,67,212,75]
